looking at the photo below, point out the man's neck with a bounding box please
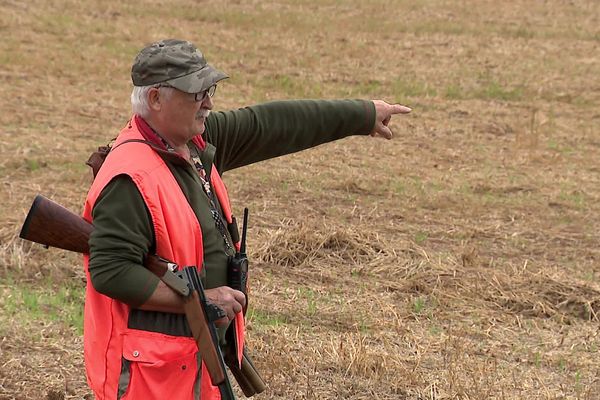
[173,143,191,161]
[143,117,191,160]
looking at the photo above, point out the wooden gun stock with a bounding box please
[20,195,92,253]
[19,195,265,397]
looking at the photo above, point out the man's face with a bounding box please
[159,88,213,143]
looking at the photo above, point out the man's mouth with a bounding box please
[196,109,211,119]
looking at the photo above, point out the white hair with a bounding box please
[131,84,174,118]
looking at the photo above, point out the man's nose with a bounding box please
[202,95,214,109]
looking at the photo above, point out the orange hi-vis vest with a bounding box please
[82,117,244,400]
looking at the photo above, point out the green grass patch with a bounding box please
[581,271,595,282]
[297,286,318,316]
[358,319,370,334]
[349,79,384,97]
[445,84,464,100]
[1,281,85,334]
[392,77,437,98]
[413,297,426,314]
[414,231,428,244]
[411,296,437,317]
[558,188,586,209]
[574,371,584,394]
[247,307,288,327]
[443,81,524,101]
[393,181,406,195]
[25,159,40,171]
[408,295,443,318]
[57,161,90,173]
[429,324,442,335]
[558,358,567,372]
[547,139,575,155]
[503,26,536,39]
[478,81,523,101]
[275,75,303,94]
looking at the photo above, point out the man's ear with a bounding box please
[148,87,162,111]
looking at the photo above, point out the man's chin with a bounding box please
[195,120,206,135]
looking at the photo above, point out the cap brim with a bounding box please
[167,64,228,93]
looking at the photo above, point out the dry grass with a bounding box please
[1,0,600,398]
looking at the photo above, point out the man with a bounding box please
[82,39,411,400]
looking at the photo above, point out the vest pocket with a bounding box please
[119,329,199,400]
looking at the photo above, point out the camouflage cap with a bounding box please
[131,39,228,93]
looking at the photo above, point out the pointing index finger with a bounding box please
[392,104,412,114]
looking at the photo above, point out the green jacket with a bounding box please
[88,99,375,336]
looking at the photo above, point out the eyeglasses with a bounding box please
[193,84,217,102]
[157,83,217,102]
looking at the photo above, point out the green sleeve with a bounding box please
[204,99,375,172]
[88,175,159,307]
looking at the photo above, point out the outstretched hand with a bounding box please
[370,100,411,139]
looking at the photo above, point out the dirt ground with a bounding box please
[1,0,599,399]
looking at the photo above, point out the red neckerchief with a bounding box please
[134,115,207,151]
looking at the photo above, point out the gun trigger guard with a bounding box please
[206,302,227,322]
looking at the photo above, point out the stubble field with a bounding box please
[1,0,599,399]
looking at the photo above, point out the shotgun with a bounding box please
[19,195,266,397]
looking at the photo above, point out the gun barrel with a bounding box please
[20,195,92,254]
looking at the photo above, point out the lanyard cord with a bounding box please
[190,151,235,254]
[148,127,234,254]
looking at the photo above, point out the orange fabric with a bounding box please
[210,165,239,252]
[82,118,244,399]
[119,330,198,400]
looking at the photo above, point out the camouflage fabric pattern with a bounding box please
[131,39,228,93]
